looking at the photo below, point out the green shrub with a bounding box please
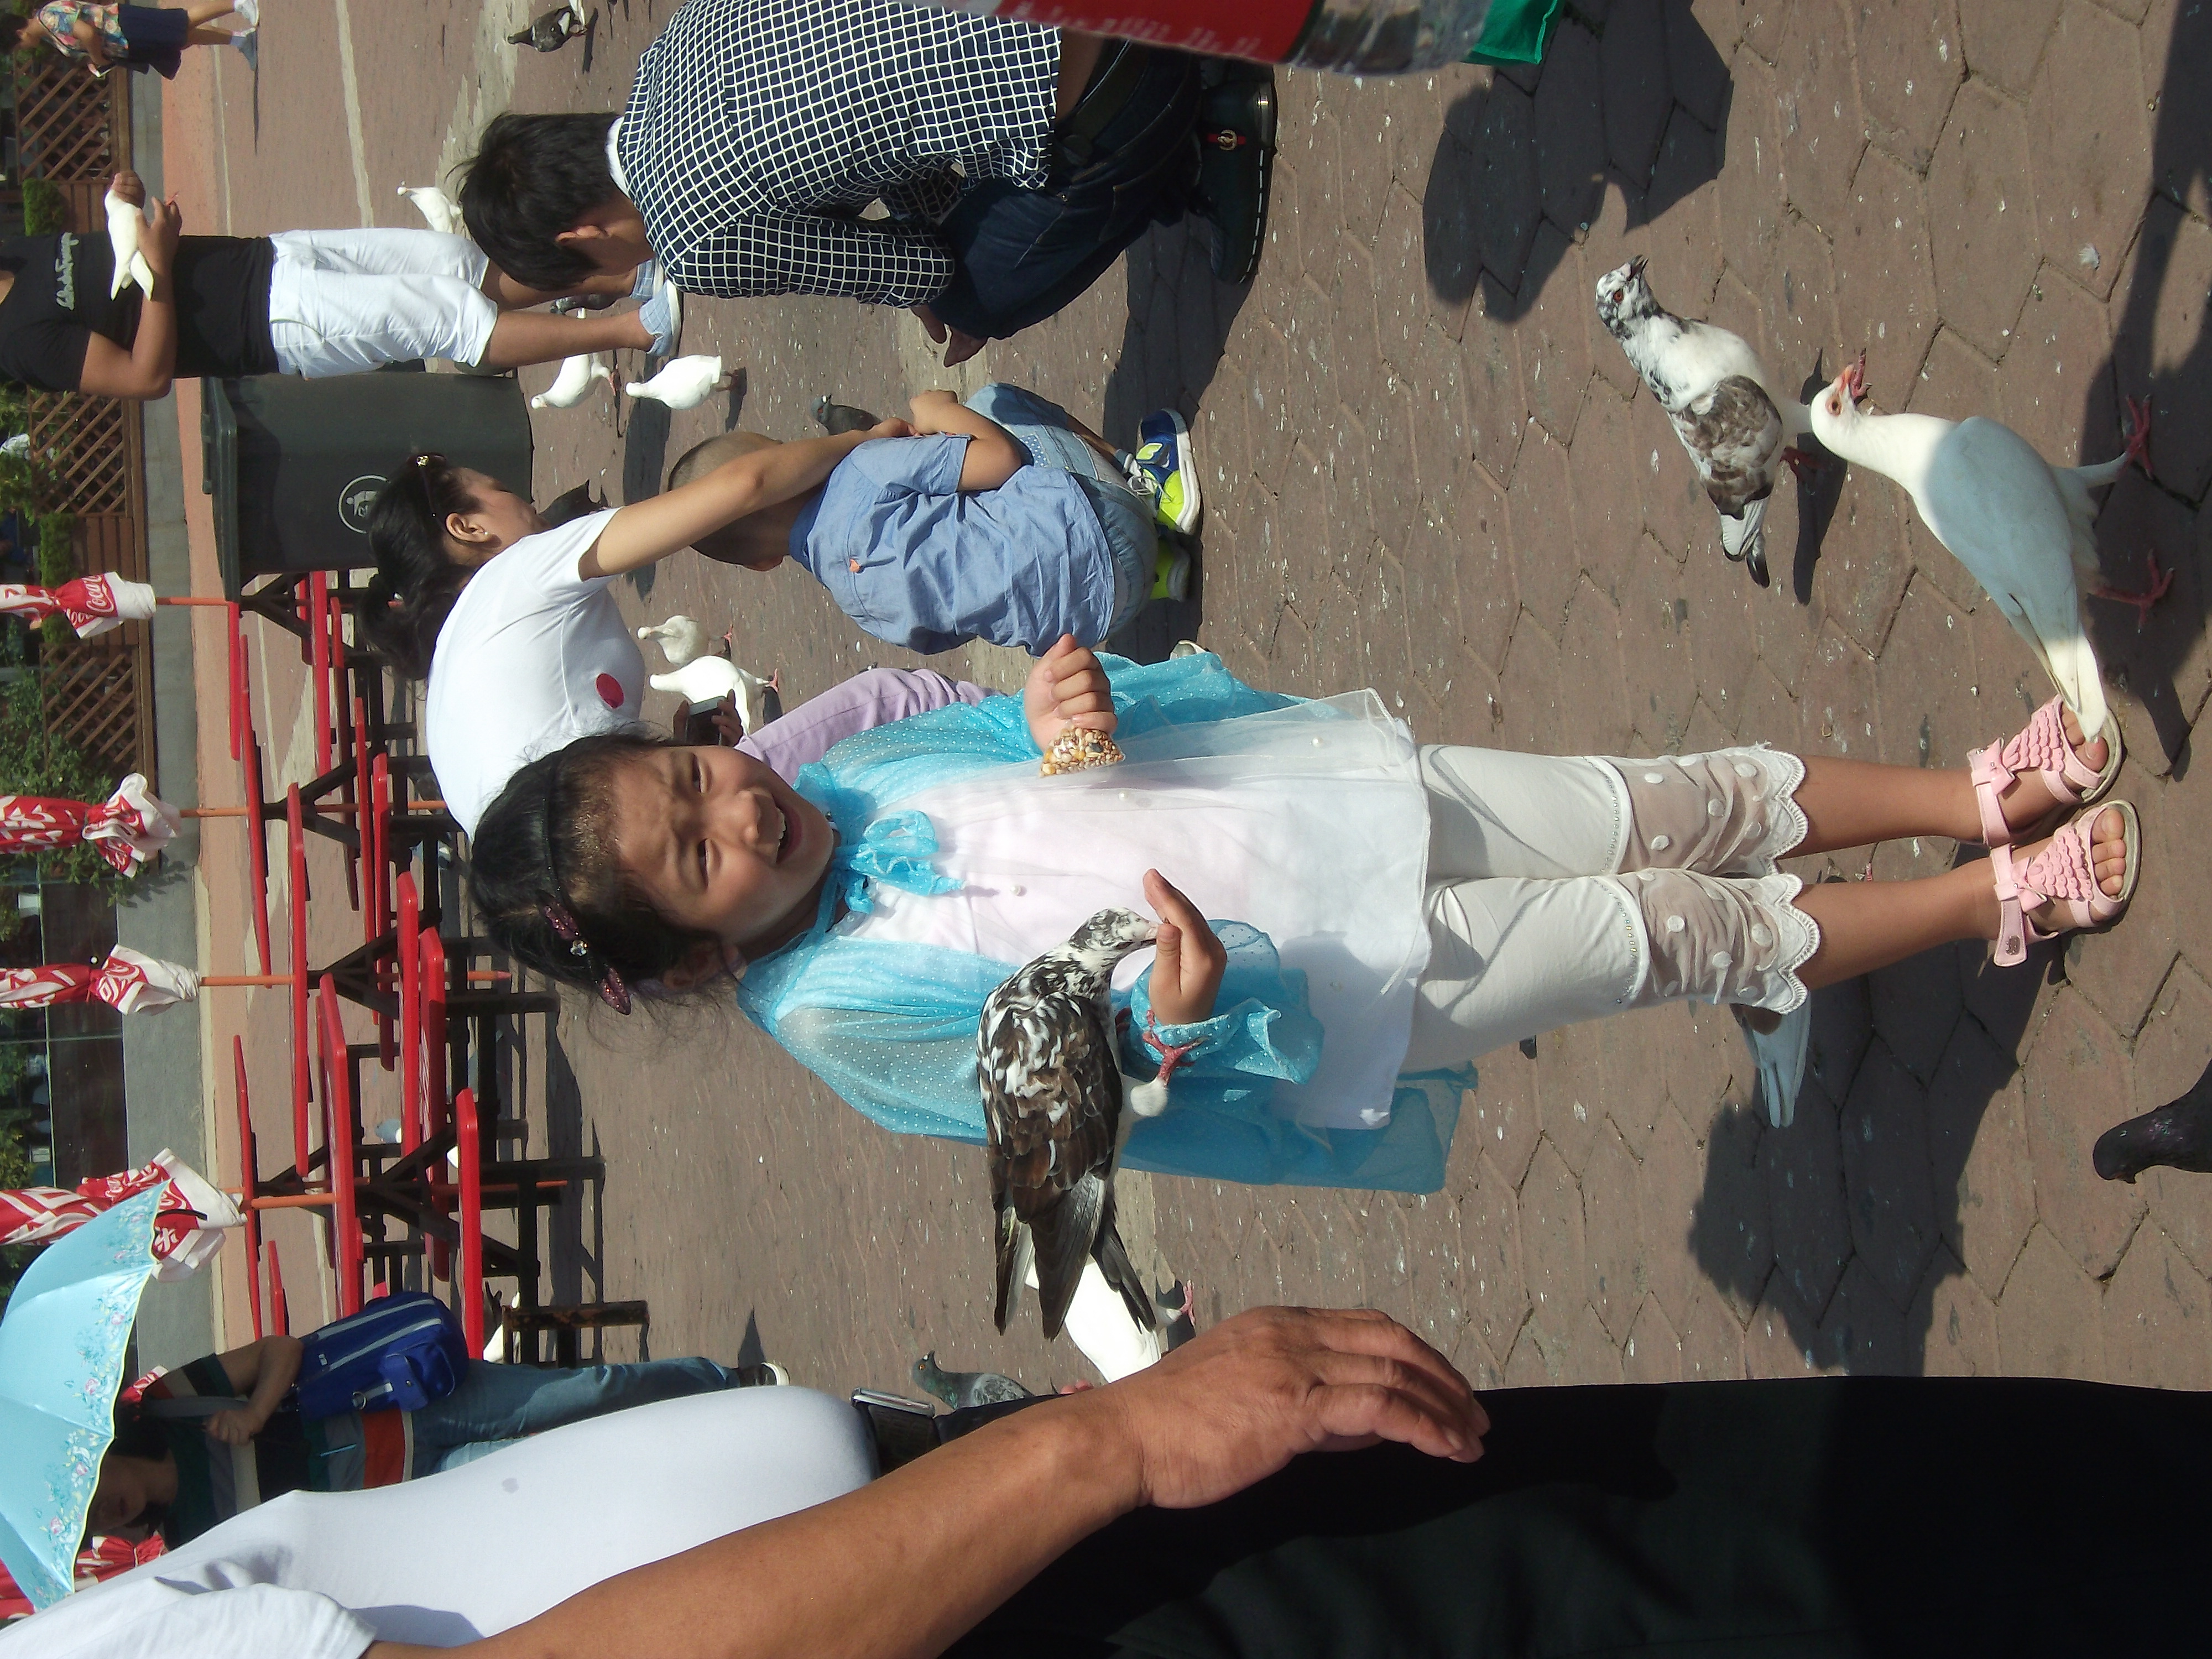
[21,178,64,236]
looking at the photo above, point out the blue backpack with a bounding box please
[294,1291,471,1418]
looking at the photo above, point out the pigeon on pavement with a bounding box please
[510,2,587,51]
[978,907,1194,1342]
[625,354,731,411]
[529,353,612,410]
[1594,257,1815,588]
[1808,354,2161,742]
[814,395,882,435]
[914,1352,1034,1410]
[637,616,712,669]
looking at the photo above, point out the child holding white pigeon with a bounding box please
[363,421,912,837]
[461,640,2141,1196]
[664,384,1194,656]
[0,170,675,399]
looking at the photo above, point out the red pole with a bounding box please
[288,786,311,1175]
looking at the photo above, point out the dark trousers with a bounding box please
[952,1376,2212,1658]
[931,48,1201,341]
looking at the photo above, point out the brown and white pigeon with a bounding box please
[510,2,587,51]
[1595,258,1816,588]
[978,907,1194,1342]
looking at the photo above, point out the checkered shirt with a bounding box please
[618,0,1063,306]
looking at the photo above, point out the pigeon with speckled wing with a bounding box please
[979,907,1183,1342]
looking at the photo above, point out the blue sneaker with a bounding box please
[1125,409,1199,534]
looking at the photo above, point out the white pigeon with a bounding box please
[103,186,155,300]
[0,434,29,459]
[397,184,462,236]
[1808,354,2161,743]
[637,615,711,667]
[649,653,780,735]
[529,353,612,410]
[1594,257,1816,588]
[624,354,731,411]
[979,907,1197,1342]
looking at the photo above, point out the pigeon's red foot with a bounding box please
[2091,552,2174,631]
[1141,1013,1201,1084]
[2124,395,2156,482]
[1781,445,1824,483]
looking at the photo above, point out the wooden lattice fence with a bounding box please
[8,58,153,778]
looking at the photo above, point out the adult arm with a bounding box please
[673,215,954,309]
[364,1307,1487,1659]
[906,390,1026,492]
[203,1333,305,1446]
[733,666,990,779]
[580,421,911,579]
[75,171,180,400]
[73,15,109,65]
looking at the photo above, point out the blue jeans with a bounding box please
[411,1357,743,1477]
[932,48,1201,341]
[964,383,1159,632]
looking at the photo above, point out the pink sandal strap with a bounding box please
[1966,698,2111,848]
[1992,809,2127,968]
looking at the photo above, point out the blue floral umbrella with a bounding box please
[0,1185,165,1610]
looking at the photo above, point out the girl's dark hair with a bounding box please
[108,1397,169,1463]
[458,113,620,291]
[467,733,727,1000]
[359,453,482,681]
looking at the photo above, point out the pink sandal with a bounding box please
[1967,697,2121,848]
[1990,800,2140,967]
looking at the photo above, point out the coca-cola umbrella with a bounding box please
[0,1149,242,1282]
[0,572,158,640]
[0,774,181,876]
[0,945,512,1016]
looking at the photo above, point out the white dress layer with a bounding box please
[841,691,1433,1131]
[0,1389,874,1658]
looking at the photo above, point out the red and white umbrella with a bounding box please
[0,945,201,1015]
[0,1149,241,1280]
[0,774,180,875]
[0,572,157,640]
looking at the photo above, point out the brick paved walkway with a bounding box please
[179,0,2211,1396]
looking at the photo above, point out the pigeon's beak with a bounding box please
[1627,255,1647,280]
[1843,349,1867,403]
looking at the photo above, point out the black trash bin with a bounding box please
[202,369,534,597]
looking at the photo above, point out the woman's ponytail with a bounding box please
[358,453,481,681]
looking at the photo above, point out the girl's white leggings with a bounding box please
[1403,743,1821,1071]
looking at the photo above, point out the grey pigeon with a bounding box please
[914,1351,1034,1410]
[1594,258,1817,588]
[540,478,608,530]
[978,907,1194,1341]
[510,1,586,51]
[813,395,881,435]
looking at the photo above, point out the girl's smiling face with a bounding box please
[608,745,834,964]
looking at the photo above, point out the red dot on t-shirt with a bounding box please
[596,674,624,709]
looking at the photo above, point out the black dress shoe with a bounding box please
[2092,1093,2212,1182]
[1192,71,1276,285]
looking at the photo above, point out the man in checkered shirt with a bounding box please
[458,0,1271,364]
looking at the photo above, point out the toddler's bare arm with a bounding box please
[907,389,1027,491]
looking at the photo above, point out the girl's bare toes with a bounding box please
[2091,806,2129,896]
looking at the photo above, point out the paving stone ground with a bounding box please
[178,0,2212,1397]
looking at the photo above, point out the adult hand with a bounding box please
[709,691,746,745]
[1142,868,1224,1027]
[941,327,986,367]
[142,196,184,275]
[202,1405,265,1447]
[109,170,145,208]
[1022,634,1115,752]
[911,304,947,344]
[1084,1307,1488,1512]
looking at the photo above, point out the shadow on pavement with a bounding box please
[2085,0,2210,777]
[622,399,674,599]
[1099,218,1249,661]
[1423,6,1731,324]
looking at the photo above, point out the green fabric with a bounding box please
[1467,0,1562,64]
[951,1376,2212,1658]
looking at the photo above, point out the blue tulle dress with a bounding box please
[732,653,1474,1193]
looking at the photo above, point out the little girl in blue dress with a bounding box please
[465,640,2141,1194]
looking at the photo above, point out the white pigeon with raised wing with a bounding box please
[637,615,711,668]
[529,353,612,410]
[1808,354,2161,744]
[396,184,462,237]
[103,186,155,300]
[1594,258,1816,588]
[624,354,731,411]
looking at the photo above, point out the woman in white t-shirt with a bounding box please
[364,424,910,836]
